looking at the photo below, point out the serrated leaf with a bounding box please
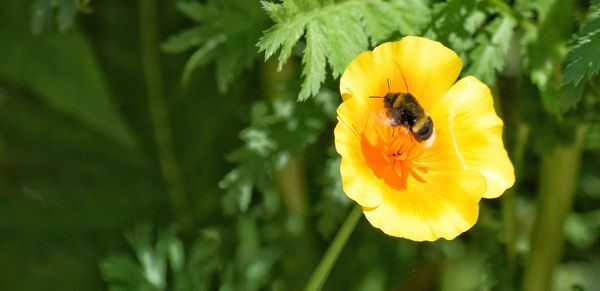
[261,0,287,23]
[220,98,331,215]
[31,0,52,35]
[181,36,224,84]
[428,0,479,41]
[56,0,76,32]
[564,7,600,85]
[275,25,305,70]
[360,3,398,45]
[166,0,268,92]
[390,0,431,35]
[216,37,257,92]
[559,81,586,111]
[523,0,574,115]
[561,5,600,111]
[31,0,77,35]
[176,1,209,22]
[299,22,328,100]
[323,10,369,76]
[259,0,431,99]
[258,23,306,61]
[161,26,211,54]
[100,256,145,285]
[465,16,516,84]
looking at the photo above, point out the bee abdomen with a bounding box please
[412,116,434,142]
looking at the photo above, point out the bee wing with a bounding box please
[367,107,393,127]
[338,104,389,138]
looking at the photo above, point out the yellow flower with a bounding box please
[334,36,515,241]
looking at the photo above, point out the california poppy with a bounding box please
[334,36,514,241]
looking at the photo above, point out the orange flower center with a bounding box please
[360,111,429,190]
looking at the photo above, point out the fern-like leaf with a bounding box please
[31,0,78,35]
[162,0,269,92]
[561,4,600,111]
[427,0,479,42]
[522,0,574,115]
[465,16,516,85]
[258,0,430,100]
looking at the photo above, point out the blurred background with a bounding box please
[0,0,599,290]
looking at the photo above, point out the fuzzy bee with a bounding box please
[371,80,436,147]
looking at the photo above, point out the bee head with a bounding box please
[383,93,397,108]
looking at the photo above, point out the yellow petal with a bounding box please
[334,97,384,208]
[432,77,515,198]
[363,169,485,241]
[339,36,462,111]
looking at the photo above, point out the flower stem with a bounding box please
[138,0,189,227]
[305,204,362,291]
[260,58,309,216]
[522,125,587,291]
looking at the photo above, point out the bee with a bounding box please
[370,79,436,147]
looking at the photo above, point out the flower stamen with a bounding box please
[361,119,429,190]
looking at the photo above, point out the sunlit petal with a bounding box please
[363,170,485,241]
[339,36,462,111]
[432,77,515,198]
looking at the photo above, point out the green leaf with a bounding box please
[360,3,398,45]
[0,0,136,148]
[554,257,600,291]
[390,0,431,35]
[564,211,600,250]
[164,0,269,92]
[101,226,221,291]
[161,26,211,54]
[465,16,516,85]
[258,20,305,62]
[427,0,479,41]
[31,0,78,35]
[322,9,369,77]
[561,5,600,111]
[300,22,329,99]
[181,36,225,84]
[175,1,209,22]
[258,0,431,100]
[216,30,263,92]
[99,256,147,290]
[219,97,332,215]
[522,0,574,115]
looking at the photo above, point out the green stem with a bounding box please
[261,58,309,216]
[138,0,189,225]
[522,125,587,291]
[305,205,362,291]
[275,156,308,215]
[261,58,317,284]
[502,123,529,267]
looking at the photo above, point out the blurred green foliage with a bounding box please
[0,0,599,290]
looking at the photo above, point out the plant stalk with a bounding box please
[502,123,529,267]
[261,57,316,285]
[260,59,309,216]
[522,125,587,291]
[305,204,362,291]
[138,0,189,226]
